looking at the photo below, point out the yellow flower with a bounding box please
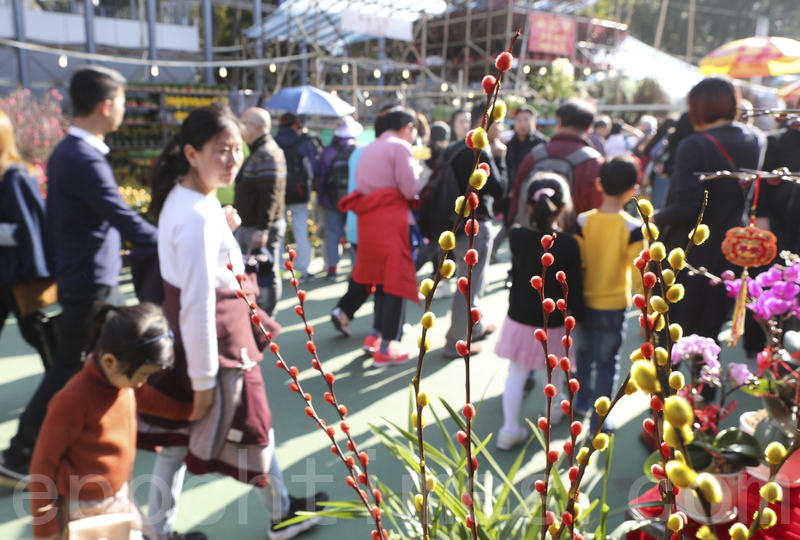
[696,525,715,540]
[632,361,661,394]
[758,508,777,529]
[421,312,436,329]
[469,170,488,190]
[669,372,686,391]
[420,279,434,297]
[625,379,639,395]
[650,296,669,314]
[669,323,683,342]
[491,100,507,121]
[593,433,609,451]
[760,482,782,503]
[417,391,430,407]
[766,442,787,465]
[638,200,654,217]
[439,231,456,251]
[426,475,437,492]
[595,397,611,416]
[689,224,710,245]
[642,223,660,241]
[667,513,684,532]
[668,248,686,270]
[696,473,722,504]
[729,522,749,540]
[414,493,424,512]
[471,128,489,150]
[417,336,431,351]
[649,242,666,261]
[440,260,456,278]
[664,396,693,428]
[666,284,685,303]
[662,269,676,286]
[666,460,697,488]
[655,347,669,366]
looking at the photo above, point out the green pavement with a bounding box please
[0,244,758,539]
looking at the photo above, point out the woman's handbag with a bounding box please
[12,276,57,319]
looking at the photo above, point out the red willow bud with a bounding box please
[358,473,367,484]
[541,253,554,267]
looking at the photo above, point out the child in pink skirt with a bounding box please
[495,172,584,451]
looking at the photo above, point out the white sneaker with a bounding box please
[548,393,568,426]
[434,279,454,299]
[496,427,529,451]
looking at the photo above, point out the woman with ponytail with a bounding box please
[28,303,190,540]
[494,172,585,452]
[141,105,325,540]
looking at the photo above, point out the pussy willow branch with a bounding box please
[536,238,554,540]
[412,31,522,540]
[228,255,386,540]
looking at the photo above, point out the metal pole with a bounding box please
[11,0,28,88]
[84,0,96,63]
[203,0,213,83]
[378,36,385,97]
[301,43,308,85]
[686,0,696,63]
[653,0,668,50]
[147,0,157,80]
[254,0,263,94]
[342,47,349,98]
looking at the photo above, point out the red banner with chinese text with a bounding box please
[528,13,576,57]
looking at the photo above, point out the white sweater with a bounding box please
[158,184,244,391]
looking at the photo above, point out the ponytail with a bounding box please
[148,103,244,220]
[526,172,572,231]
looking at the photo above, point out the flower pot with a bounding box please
[676,471,740,524]
[740,411,800,484]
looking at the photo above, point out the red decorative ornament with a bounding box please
[721,226,777,268]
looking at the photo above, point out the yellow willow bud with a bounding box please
[655,347,669,366]
[666,284,685,303]
[491,100,507,121]
[729,523,750,540]
[595,396,611,416]
[417,336,431,351]
[469,169,488,190]
[662,269,676,286]
[439,231,456,251]
[650,242,666,261]
[664,423,694,448]
[654,313,666,331]
[696,473,723,504]
[668,248,686,270]
[766,442,788,465]
[420,278,434,297]
[664,396,694,428]
[666,460,697,488]
[642,223,660,241]
[760,482,783,503]
[674,450,686,464]
[548,522,560,537]
[426,475,437,492]
[758,508,778,529]
[630,348,646,362]
[638,199,654,217]
[417,391,430,407]
[667,513,685,532]
[577,447,590,465]
[669,371,686,391]
[412,412,426,428]
[414,493,424,512]
[689,224,710,245]
[421,312,436,329]
[593,433,609,451]
[625,379,639,395]
[572,505,582,520]
[440,259,456,278]
[454,196,470,217]
[632,361,661,394]
[471,127,489,150]
[650,296,669,314]
[670,323,683,342]
[697,525,716,540]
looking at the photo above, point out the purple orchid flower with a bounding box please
[728,363,754,386]
[672,334,721,369]
[756,267,783,288]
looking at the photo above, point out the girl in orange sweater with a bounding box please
[29,303,194,540]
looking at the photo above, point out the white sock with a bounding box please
[502,362,530,435]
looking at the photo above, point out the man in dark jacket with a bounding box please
[235,107,287,317]
[506,105,549,185]
[441,103,507,358]
[275,113,322,281]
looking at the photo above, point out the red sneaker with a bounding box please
[363,335,381,355]
[373,348,410,367]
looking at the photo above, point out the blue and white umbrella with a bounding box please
[263,85,355,117]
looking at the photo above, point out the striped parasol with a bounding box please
[699,37,800,79]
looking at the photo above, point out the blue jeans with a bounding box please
[574,308,626,422]
[325,208,347,270]
[283,202,311,274]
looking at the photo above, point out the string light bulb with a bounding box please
[269,63,277,72]
[331,90,337,97]
[522,65,530,74]
[150,65,159,77]
[583,67,591,76]
[219,66,227,78]
[373,69,381,79]
[609,69,618,77]
[440,82,448,92]
[58,55,67,68]
[341,64,349,74]
[365,98,373,107]
[452,98,460,106]
[363,91,369,98]
[467,92,474,98]
[402,69,410,79]
[539,67,547,75]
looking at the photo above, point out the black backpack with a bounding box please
[280,133,323,205]
[418,147,469,241]
[325,142,356,208]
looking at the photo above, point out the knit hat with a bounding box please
[333,115,364,139]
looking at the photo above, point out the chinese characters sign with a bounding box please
[340,9,413,42]
[528,13,576,57]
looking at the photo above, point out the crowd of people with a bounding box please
[0,64,799,540]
